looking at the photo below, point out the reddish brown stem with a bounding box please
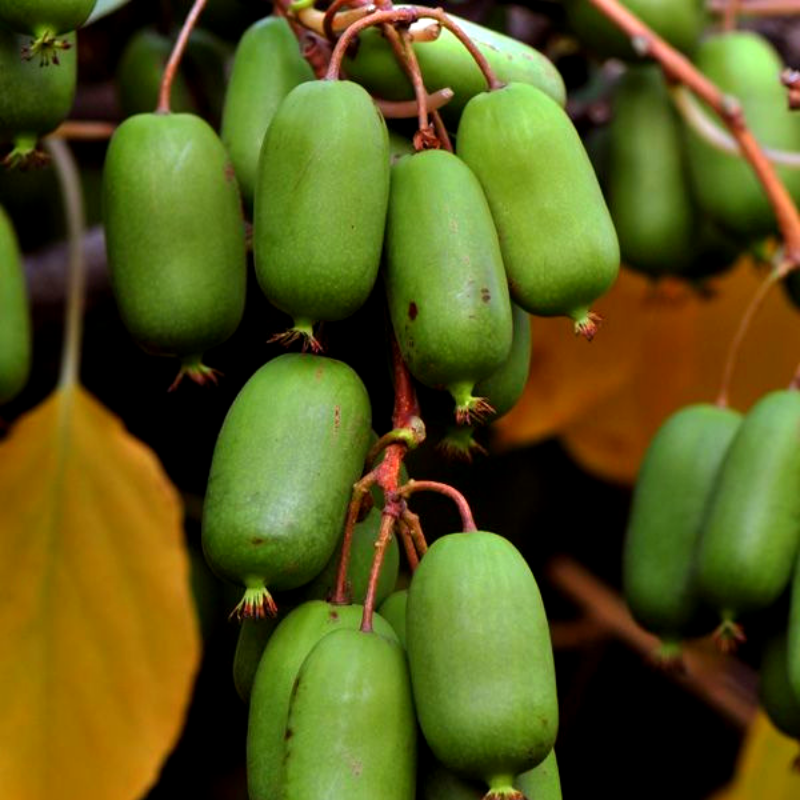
[588,0,800,265]
[398,480,478,532]
[717,265,782,407]
[157,0,208,113]
[723,0,740,29]
[332,471,378,605]
[378,88,454,119]
[48,121,116,141]
[399,29,438,149]
[709,0,800,15]
[361,512,398,632]
[396,519,421,571]
[323,0,369,42]
[401,507,428,559]
[431,110,453,152]
[325,6,501,92]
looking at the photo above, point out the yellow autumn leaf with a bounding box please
[0,385,201,800]
[496,259,800,484]
[712,711,800,800]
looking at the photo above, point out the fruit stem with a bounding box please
[47,121,117,142]
[324,6,502,92]
[588,0,800,267]
[332,470,378,605]
[397,479,478,532]
[716,263,781,407]
[157,0,208,113]
[400,507,428,560]
[396,518,420,571]
[722,0,741,30]
[708,0,800,17]
[360,511,398,632]
[46,139,86,391]
[396,27,438,150]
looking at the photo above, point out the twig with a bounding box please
[397,480,478,533]
[47,121,117,141]
[157,0,208,113]
[588,0,800,265]
[378,88,454,119]
[723,0,741,29]
[360,512,397,632]
[709,0,800,15]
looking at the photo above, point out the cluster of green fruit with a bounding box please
[565,0,800,285]
[623,389,800,744]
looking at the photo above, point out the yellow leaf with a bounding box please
[712,711,800,800]
[496,259,800,484]
[0,385,201,800]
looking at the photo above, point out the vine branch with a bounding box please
[588,0,800,266]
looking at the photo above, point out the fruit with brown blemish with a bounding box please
[407,531,558,800]
[281,627,416,800]
[247,600,398,800]
[456,83,619,338]
[253,80,390,349]
[102,112,247,386]
[384,149,512,423]
[202,353,373,620]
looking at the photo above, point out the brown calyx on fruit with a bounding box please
[712,618,746,654]
[573,310,603,342]
[168,358,222,392]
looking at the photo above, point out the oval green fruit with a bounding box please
[407,531,558,799]
[385,149,512,422]
[0,0,95,65]
[253,79,390,346]
[623,404,742,648]
[343,12,565,121]
[457,83,619,337]
[221,15,315,210]
[0,205,31,404]
[247,600,397,800]
[378,588,407,650]
[0,28,76,165]
[202,353,373,618]
[282,628,416,800]
[608,66,697,277]
[686,32,800,239]
[695,390,800,639]
[563,0,703,61]
[760,632,800,740]
[102,112,246,383]
[787,554,800,701]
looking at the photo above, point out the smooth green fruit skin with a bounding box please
[102,112,246,358]
[564,0,703,60]
[474,303,532,421]
[385,149,512,393]
[298,507,400,607]
[623,404,742,639]
[233,617,278,703]
[0,29,76,142]
[247,601,398,800]
[696,390,800,619]
[686,32,800,239]
[253,80,390,325]
[407,532,558,786]
[0,0,95,36]
[221,16,314,210]
[760,633,800,739]
[608,66,696,276]
[282,628,416,800]
[202,354,373,592]
[457,84,619,322]
[343,13,565,119]
[0,206,31,404]
[378,589,408,650]
[515,750,562,800]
